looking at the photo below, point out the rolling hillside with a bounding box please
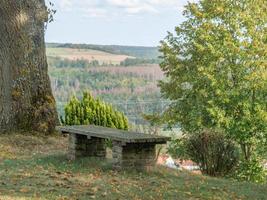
[46,44,166,125]
[46,43,160,59]
[46,47,134,65]
[1,133,266,200]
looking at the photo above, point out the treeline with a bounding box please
[46,43,161,59]
[50,69,151,95]
[120,58,160,66]
[48,57,160,68]
[47,57,101,68]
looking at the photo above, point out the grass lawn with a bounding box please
[0,133,266,200]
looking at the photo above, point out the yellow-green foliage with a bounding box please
[160,0,267,182]
[62,92,129,130]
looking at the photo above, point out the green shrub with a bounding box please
[61,92,129,130]
[168,137,191,162]
[168,131,239,177]
[235,156,266,183]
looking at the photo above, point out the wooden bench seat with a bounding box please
[57,125,170,170]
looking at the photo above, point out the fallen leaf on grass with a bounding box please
[101,192,107,197]
[92,187,99,193]
[86,191,95,196]
[184,192,192,195]
[211,186,220,190]
[20,188,29,193]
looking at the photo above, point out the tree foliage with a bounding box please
[62,92,129,130]
[120,58,160,66]
[160,0,267,181]
[160,0,267,156]
[235,157,266,183]
[48,57,100,68]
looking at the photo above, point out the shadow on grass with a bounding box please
[0,154,267,200]
[1,153,113,172]
[0,154,114,199]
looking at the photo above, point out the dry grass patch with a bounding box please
[0,133,266,200]
[0,133,67,160]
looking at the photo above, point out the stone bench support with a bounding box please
[58,125,170,170]
[112,141,156,170]
[68,133,106,160]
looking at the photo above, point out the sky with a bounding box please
[45,0,197,47]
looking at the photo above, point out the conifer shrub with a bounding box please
[61,92,129,130]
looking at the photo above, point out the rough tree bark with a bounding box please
[0,0,58,134]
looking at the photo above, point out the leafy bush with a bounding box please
[235,157,266,183]
[61,92,129,130]
[168,137,191,162]
[168,131,239,177]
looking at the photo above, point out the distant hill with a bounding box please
[46,43,161,59]
[46,43,164,124]
[46,47,133,65]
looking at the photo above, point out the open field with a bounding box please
[0,133,267,200]
[46,48,134,65]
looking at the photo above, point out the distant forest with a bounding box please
[47,43,167,125]
[48,57,160,68]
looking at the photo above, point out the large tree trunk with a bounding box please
[0,0,58,134]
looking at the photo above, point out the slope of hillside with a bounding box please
[46,44,166,125]
[46,47,134,65]
[46,43,160,59]
[0,133,266,200]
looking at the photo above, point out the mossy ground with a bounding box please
[0,133,266,200]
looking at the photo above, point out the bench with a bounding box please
[57,125,170,170]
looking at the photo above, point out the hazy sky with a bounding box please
[45,0,197,46]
